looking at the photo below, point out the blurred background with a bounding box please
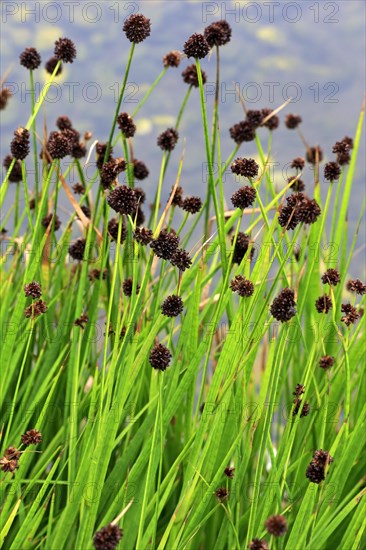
[1,0,365,273]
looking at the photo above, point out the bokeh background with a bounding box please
[1,0,365,273]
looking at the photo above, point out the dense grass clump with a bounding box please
[0,14,365,550]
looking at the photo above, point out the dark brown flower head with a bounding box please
[261,108,279,130]
[231,158,259,179]
[157,128,179,151]
[24,299,47,319]
[215,487,229,502]
[293,384,305,397]
[117,112,136,138]
[300,402,311,417]
[321,268,341,286]
[107,185,137,215]
[246,110,263,128]
[0,457,19,473]
[89,268,107,282]
[163,50,182,68]
[42,213,61,231]
[0,447,21,473]
[56,115,73,130]
[149,343,172,371]
[122,277,140,296]
[324,161,341,181]
[10,127,30,160]
[229,120,256,144]
[248,539,268,550]
[45,56,63,75]
[93,523,123,550]
[171,248,192,271]
[71,142,87,159]
[170,185,184,207]
[73,182,86,195]
[61,128,80,149]
[306,461,326,484]
[183,33,209,59]
[265,514,287,536]
[68,238,86,261]
[332,138,353,155]
[101,158,126,188]
[278,204,299,231]
[182,196,202,214]
[291,157,305,170]
[248,538,269,550]
[96,142,113,169]
[296,196,321,225]
[306,449,333,484]
[123,13,151,43]
[285,114,302,129]
[47,131,72,159]
[288,177,305,193]
[3,155,22,182]
[20,47,41,70]
[319,355,335,370]
[315,295,332,314]
[231,232,251,265]
[74,313,88,329]
[336,150,351,165]
[108,217,127,243]
[21,429,42,446]
[313,449,333,466]
[230,275,254,298]
[204,20,232,47]
[341,303,360,326]
[134,226,153,245]
[161,295,184,317]
[181,64,207,87]
[224,466,235,479]
[151,229,179,260]
[54,37,77,63]
[346,279,366,295]
[231,186,257,209]
[133,159,149,180]
[270,288,296,322]
[0,87,12,110]
[24,282,42,299]
[306,146,323,165]
[4,447,21,461]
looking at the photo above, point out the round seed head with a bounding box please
[231,186,256,209]
[163,50,182,68]
[149,343,172,371]
[270,288,297,322]
[93,523,123,550]
[204,20,232,47]
[107,185,137,215]
[183,33,209,59]
[181,64,207,87]
[54,37,77,63]
[285,113,302,129]
[157,128,179,151]
[265,515,287,537]
[45,56,63,75]
[20,47,41,70]
[161,295,184,317]
[123,13,151,43]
